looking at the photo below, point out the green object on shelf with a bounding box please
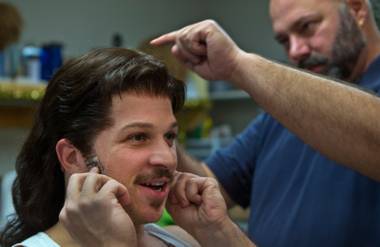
[0,82,45,102]
[156,208,174,227]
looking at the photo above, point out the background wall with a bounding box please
[8,0,285,60]
[1,0,286,174]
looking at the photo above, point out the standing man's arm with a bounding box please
[152,20,380,181]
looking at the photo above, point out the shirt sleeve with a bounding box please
[205,113,268,208]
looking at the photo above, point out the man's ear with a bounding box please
[56,138,87,174]
[346,0,368,27]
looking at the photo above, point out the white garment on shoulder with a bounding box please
[0,170,16,230]
[12,232,59,247]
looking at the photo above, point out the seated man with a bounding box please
[0,48,253,247]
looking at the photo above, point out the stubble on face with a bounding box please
[297,5,366,81]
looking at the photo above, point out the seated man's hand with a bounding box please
[166,172,229,235]
[59,168,137,247]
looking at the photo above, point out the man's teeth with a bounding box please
[151,182,165,186]
[142,181,166,191]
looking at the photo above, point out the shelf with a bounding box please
[0,82,46,106]
[0,82,46,128]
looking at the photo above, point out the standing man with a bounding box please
[152,0,380,246]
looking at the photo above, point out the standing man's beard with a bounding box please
[298,6,366,82]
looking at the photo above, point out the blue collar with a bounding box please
[358,55,380,92]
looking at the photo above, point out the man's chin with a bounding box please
[142,212,164,224]
[137,205,165,224]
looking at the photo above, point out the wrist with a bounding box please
[228,50,258,90]
[191,216,241,245]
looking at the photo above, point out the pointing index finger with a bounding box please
[150,31,178,46]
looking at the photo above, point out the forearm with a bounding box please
[231,52,380,181]
[192,217,256,247]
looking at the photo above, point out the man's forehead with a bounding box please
[270,0,339,31]
[269,0,339,15]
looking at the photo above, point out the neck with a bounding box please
[346,45,369,82]
[136,224,148,246]
[349,23,380,82]
[46,222,81,247]
[364,30,380,68]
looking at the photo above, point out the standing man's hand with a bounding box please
[151,20,242,82]
[59,168,137,247]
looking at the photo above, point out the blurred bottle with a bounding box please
[22,45,41,82]
[40,43,63,81]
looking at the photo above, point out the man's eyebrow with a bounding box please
[293,14,321,30]
[274,13,321,41]
[121,122,154,130]
[120,121,178,131]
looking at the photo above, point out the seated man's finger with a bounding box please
[98,179,131,207]
[185,178,202,205]
[170,172,191,207]
[66,173,88,201]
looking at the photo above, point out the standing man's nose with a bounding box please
[288,35,311,64]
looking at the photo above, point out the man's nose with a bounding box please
[288,35,311,64]
[148,141,177,170]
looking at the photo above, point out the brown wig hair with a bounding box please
[0,48,185,246]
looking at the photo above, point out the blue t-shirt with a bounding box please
[206,56,380,247]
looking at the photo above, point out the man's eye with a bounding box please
[300,21,317,35]
[127,133,148,142]
[165,132,178,146]
[276,36,289,50]
[165,132,178,141]
[280,39,290,50]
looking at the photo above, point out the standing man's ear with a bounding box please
[56,138,87,174]
[346,0,368,27]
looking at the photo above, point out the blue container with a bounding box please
[40,43,63,81]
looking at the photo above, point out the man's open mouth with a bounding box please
[140,181,167,192]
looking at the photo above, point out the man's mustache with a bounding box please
[298,53,329,70]
[134,168,174,184]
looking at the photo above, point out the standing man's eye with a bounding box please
[299,20,318,36]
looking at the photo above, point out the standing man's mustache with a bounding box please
[298,53,329,70]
